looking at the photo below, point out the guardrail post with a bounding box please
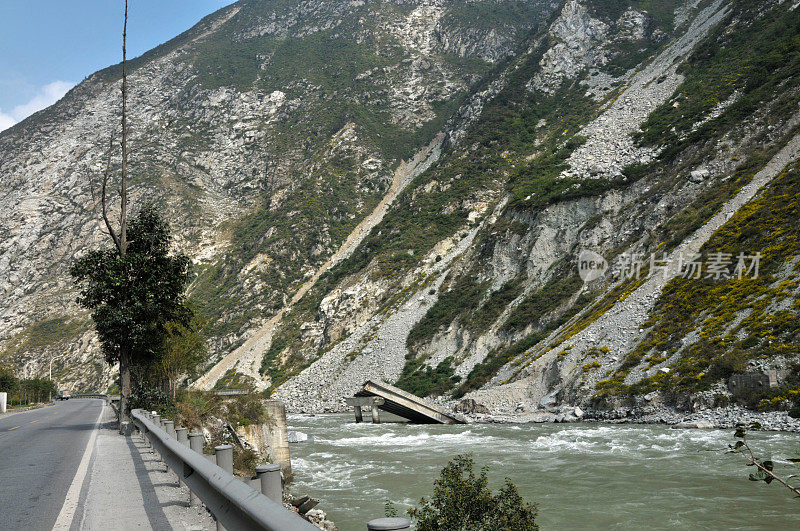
[151,415,161,457]
[367,517,412,530]
[188,432,204,507]
[215,444,233,473]
[176,427,188,487]
[215,445,234,531]
[139,416,150,447]
[163,420,175,473]
[256,464,282,504]
[176,427,188,446]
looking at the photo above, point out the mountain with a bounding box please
[2,0,799,420]
[0,0,556,389]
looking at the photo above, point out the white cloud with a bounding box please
[0,111,16,132]
[0,80,75,133]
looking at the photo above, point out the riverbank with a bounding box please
[453,404,800,432]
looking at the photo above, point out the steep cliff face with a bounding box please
[3,0,799,417]
[270,0,800,416]
[0,0,555,389]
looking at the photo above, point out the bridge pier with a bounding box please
[346,397,385,423]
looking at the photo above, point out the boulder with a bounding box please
[671,420,714,429]
[453,398,490,415]
[689,169,710,183]
[288,431,312,443]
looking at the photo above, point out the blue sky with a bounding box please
[0,0,236,131]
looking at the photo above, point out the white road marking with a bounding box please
[52,403,104,530]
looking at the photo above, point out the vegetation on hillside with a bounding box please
[596,162,800,408]
[188,1,538,342]
[261,29,610,384]
[395,356,460,397]
[636,0,800,161]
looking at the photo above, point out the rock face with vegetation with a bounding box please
[0,0,555,390]
[2,0,800,422]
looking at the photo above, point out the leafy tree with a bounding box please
[128,374,176,417]
[0,365,17,393]
[17,378,57,404]
[158,310,207,399]
[409,454,538,530]
[71,203,191,425]
[129,308,207,406]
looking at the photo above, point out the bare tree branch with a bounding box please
[735,438,800,498]
[101,134,123,254]
[119,0,129,257]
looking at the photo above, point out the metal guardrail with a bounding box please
[71,394,119,400]
[213,389,251,396]
[130,409,316,531]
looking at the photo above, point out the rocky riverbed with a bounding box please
[451,401,800,432]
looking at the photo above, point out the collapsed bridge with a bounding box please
[346,380,465,424]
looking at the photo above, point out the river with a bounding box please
[287,414,800,530]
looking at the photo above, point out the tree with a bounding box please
[409,455,538,530]
[0,365,17,393]
[60,0,131,423]
[18,378,57,404]
[157,310,207,399]
[100,0,130,260]
[78,0,132,431]
[71,203,191,428]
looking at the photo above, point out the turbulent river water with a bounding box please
[287,414,800,530]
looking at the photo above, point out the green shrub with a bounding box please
[409,455,538,530]
[395,357,459,397]
[406,276,485,352]
[503,275,582,333]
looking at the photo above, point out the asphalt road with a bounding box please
[0,399,104,530]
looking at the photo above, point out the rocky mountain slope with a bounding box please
[0,0,556,390]
[2,0,799,420]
